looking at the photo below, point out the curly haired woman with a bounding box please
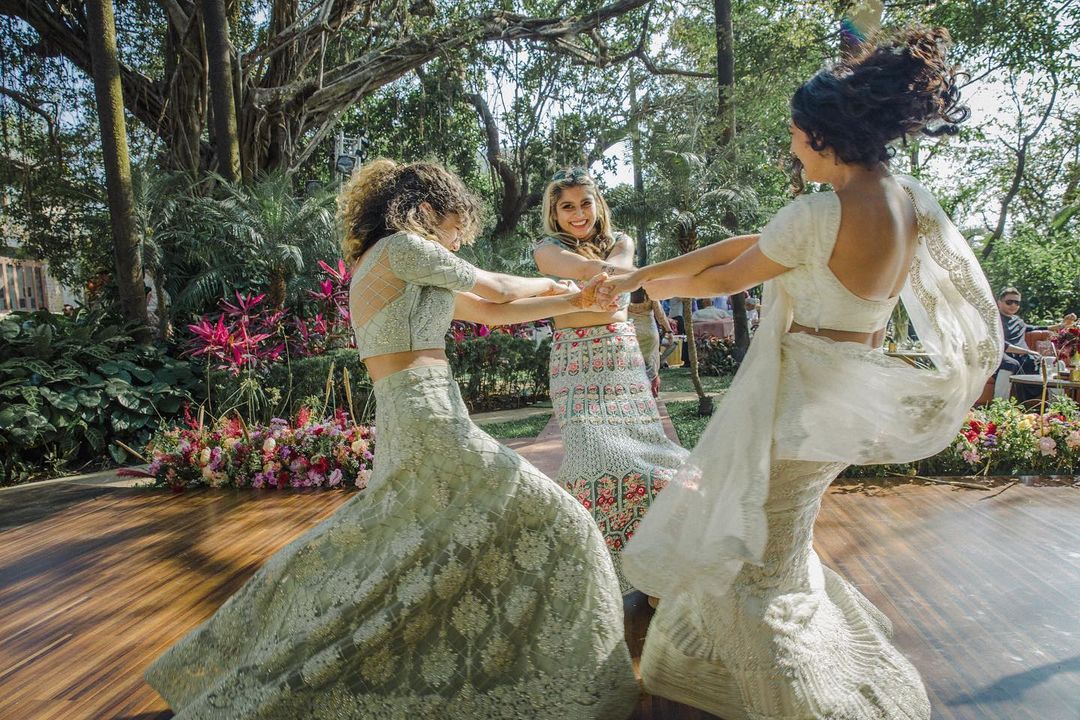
[146,159,638,720]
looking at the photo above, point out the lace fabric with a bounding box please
[549,323,689,594]
[146,366,639,719]
[349,232,476,360]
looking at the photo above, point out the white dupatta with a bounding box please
[622,176,1002,599]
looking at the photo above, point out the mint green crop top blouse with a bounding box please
[349,232,477,361]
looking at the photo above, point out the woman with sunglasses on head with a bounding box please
[146,159,639,720]
[600,28,1001,719]
[534,167,688,597]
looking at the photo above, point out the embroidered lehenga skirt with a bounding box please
[549,322,689,595]
[146,365,638,720]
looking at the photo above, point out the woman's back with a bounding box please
[830,177,918,303]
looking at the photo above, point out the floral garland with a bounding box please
[120,407,374,491]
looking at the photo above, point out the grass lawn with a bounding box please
[477,413,552,440]
[665,400,716,448]
[659,366,734,395]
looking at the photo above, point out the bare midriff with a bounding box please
[553,307,629,330]
[788,321,885,349]
[363,348,448,383]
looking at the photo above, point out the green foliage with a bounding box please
[209,348,373,425]
[0,310,201,484]
[165,171,339,313]
[447,334,551,412]
[979,227,1080,323]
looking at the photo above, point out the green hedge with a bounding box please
[207,333,551,422]
[447,334,550,411]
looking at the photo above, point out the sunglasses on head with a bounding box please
[1002,299,1020,306]
[551,167,589,182]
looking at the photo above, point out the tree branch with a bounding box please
[0,86,59,141]
[0,0,167,139]
[983,71,1059,258]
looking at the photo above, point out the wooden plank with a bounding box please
[1,476,1077,719]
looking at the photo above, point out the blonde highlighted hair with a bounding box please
[541,169,617,260]
[338,158,484,265]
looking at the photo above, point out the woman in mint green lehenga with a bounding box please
[145,159,638,719]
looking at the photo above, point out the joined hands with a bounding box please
[569,273,621,312]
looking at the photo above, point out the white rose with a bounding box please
[263,437,277,452]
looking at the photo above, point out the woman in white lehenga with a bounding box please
[601,28,1001,720]
[145,160,638,719]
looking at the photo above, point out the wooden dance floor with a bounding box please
[1,472,1077,719]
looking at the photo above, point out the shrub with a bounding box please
[0,310,200,484]
[844,397,1080,477]
[696,335,741,376]
[207,348,372,425]
[447,331,551,411]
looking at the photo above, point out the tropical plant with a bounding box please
[0,309,200,484]
[169,172,338,313]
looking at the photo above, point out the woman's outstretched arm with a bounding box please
[469,268,567,303]
[533,235,636,282]
[455,275,614,325]
[606,245,790,301]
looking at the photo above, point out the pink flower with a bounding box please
[961,449,980,464]
[355,468,371,489]
[1066,431,1080,450]
[1038,437,1057,457]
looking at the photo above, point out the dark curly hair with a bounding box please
[338,158,484,265]
[790,26,969,171]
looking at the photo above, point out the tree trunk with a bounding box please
[268,270,287,309]
[714,0,749,356]
[203,0,241,182]
[153,269,171,341]
[162,8,209,176]
[730,291,750,354]
[85,0,148,341]
[630,70,648,268]
[682,307,713,414]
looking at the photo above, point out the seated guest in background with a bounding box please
[692,297,727,321]
[995,286,1076,400]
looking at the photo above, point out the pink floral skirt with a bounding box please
[549,322,689,594]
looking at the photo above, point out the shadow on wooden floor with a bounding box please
[1,477,1077,719]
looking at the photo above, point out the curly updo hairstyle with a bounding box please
[338,158,484,265]
[790,26,969,171]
